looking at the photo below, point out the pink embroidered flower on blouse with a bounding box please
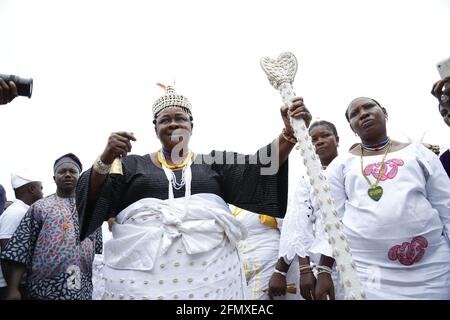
[388,236,428,266]
[364,159,404,181]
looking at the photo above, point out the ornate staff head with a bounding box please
[260,52,298,90]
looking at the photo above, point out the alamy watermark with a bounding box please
[167,128,281,175]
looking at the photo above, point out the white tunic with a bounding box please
[278,177,315,262]
[100,193,248,300]
[279,177,343,299]
[232,207,300,300]
[0,199,29,287]
[91,222,113,300]
[320,143,450,299]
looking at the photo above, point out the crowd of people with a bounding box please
[0,72,449,300]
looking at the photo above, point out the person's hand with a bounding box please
[431,76,450,107]
[5,287,22,300]
[314,272,335,300]
[107,217,116,232]
[100,132,136,164]
[280,97,312,135]
[267,272,287,299]
[422,143,440,156]
[300,271,317,300]
[0,78,18,105]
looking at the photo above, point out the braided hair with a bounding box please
[309,120,339,139]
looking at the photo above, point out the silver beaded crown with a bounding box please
[152,85,192,117]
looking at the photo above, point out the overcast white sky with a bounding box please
[1,0,450,200]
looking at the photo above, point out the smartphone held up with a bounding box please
[437,57,450,79]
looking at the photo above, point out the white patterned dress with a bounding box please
[316,143,450,299]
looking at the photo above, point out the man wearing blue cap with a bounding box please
[1,153,102,300]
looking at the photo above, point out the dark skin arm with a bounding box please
[1,237,26,300]
[107,217,116,232]
[278,97,312,165]
[0,79,18,105]
[87,131,136,208]
[431,76,450,107]
[268,257,290,299]
[0,239,10,284]
[314,254,335,300]
[3,260,26,300]
[299,256,316,300]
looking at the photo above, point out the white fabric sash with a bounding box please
[104,193,247,271]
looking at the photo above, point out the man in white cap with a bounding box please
[0,172,43,299]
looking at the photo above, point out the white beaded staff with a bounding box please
[260,52,366,300]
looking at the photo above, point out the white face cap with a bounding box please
[10,171,42,189]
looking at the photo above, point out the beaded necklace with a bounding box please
[361,137,391,152]
[157,149,193,190]
[157,150,193,218]
[157,150,193,169]
[360,141,392,201]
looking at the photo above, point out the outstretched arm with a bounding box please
[88,131,136,206]
[77,131,136,240]
[277,97,312,165]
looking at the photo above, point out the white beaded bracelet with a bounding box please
[273,268,287,277]
[316,265,333,275]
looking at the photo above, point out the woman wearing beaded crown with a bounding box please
[314,97,450,299]
[76,85,311,300]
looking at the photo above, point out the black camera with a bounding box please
[0,74,33,98]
